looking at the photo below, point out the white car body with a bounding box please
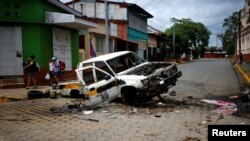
[75,51,182,107]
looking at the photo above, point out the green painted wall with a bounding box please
[0,0,65,23]
[0,0,80,69]
[128,28,148,41]
[22,23,53,67]
[21,25,80,69]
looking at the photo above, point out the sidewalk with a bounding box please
[234,60,250,91]
[0,86,50,102]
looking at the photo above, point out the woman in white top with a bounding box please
[50,56,60,85]
[49,58,55,85]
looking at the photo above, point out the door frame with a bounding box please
[75,66,120,107]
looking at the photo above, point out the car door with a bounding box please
[75,66,120,107]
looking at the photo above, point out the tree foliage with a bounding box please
[165,18,211,58]
[217,12,239,55]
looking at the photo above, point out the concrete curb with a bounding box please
[0,86,51,103]
[235,63,250,85]
[0,96,27,103]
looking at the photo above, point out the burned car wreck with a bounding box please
[75,51,182,107]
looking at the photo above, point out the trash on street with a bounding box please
[201,99,237,115]
[83,110,94,115]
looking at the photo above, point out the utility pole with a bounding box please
[94,0,96,18]
[104,0,109,53]
[238,10,241,54]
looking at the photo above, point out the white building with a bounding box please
[238,0,250,60]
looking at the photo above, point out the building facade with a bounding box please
[238,0,250,61]
[68,0,153,60]
[0,0,97,85]
[147,25,169,61]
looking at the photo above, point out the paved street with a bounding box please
[0,59,250,141]
[172,58,241,98]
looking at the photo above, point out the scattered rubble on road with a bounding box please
[48,91,202,117]
[83,110,94,115]
[181,136,201,141]
[235,93,250,118]
[24,87,247,120]
[169,91,176,96]
[154,114,162,118]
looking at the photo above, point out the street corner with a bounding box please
[0,86,52,103]
[234,63,250,86]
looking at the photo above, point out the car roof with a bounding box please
[82,51,131,63]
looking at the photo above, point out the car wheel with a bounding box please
[121,87,137,105]
[70,89,80,98]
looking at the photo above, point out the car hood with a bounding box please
[117,62,173,76]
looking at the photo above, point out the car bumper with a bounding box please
[137,71,182,97]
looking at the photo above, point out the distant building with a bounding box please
[0,0,97,85]
[238,0,250,61]
[147,25,169,61]
[67,0,153,60]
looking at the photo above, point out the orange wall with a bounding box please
[117,23,128,40]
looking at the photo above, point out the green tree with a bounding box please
[165,18,211,59]
[217,12,239,55]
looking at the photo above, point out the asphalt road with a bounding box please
[171,58,241,99]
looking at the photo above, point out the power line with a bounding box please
[206,21,224,27]
[142,0,154,8]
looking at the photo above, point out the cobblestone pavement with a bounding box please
[1,59,250,141]
[0,97,250,141]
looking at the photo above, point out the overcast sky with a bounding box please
[61,0,245,47]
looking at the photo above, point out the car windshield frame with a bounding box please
[106,52,146,74]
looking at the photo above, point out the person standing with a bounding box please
[48,58,55,85]
[23,55,37,89]
[51,56,60,85]
[240,52,243,64]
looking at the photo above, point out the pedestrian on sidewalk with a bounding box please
[240,52,243,64]
[23,55,37,89]
[51,56,60,85]
[48,58,55,86]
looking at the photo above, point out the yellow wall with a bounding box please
[83,22,116,60]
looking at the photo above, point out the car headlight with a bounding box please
[163,70,170,76]
[141,79,149,86]
[173,65,178,73]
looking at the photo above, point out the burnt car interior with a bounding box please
[107,52,146,73]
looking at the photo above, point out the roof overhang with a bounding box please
[45,12,98,29]
[47,0,82,17]
[127,4,153,19]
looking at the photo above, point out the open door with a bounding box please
[75,66,120,107]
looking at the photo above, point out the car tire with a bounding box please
[121,87,136,105]
[70,89,80,98]
[27,90,44,99]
